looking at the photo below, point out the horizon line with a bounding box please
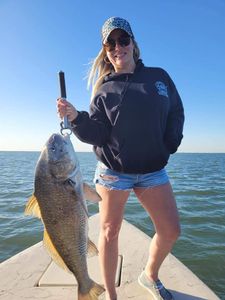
[0,150,224,154]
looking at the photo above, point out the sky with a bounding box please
[0,0,225,153]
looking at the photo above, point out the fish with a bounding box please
[25,133,105,300]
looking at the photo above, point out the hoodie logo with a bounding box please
[155,81,168,98]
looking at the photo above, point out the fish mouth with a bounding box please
[47,134,70,159]
[48,133,67,146]
[46,133,77,170]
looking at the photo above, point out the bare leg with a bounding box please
[134,182,180,281]
[96,184,130,300]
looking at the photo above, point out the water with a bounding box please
[0,151,224,299]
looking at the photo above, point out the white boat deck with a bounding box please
[0,213,220,300]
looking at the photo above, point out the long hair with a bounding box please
[87,39,140,100]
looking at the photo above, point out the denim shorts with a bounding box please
[93,162,169,191]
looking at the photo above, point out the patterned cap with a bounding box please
[102,17,134,43]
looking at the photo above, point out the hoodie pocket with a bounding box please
[101,143,124,171]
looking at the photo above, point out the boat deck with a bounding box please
[0,214,220,299]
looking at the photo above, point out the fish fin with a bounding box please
[78,281,105,300]
[83,183,102,203]
[24,194,42,219]
[43,229,71,273]
[87,238,98,257]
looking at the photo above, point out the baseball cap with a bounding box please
[102,17,134,44]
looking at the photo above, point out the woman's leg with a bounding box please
[96,184,130,300]
[134,182,180,281]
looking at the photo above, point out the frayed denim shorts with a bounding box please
[93,162,169,191]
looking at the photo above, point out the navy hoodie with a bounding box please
[71,60,184,174]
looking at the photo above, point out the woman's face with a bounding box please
[104,29,135,73]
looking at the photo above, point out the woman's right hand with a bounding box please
[57,98,78,122]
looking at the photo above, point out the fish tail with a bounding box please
[78,281,105,300]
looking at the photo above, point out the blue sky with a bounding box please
[0,0,225,152]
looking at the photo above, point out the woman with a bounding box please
[57,16,184,300]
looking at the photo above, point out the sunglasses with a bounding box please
[103,36,131,52]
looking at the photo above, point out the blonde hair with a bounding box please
[87,39,140,100]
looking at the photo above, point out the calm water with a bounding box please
[0,151,224,299]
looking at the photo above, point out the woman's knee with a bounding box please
[170,224,181,241]
[159,223,181,242]
[100,222,121,242]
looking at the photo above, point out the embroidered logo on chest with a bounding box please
[155,81,168,98]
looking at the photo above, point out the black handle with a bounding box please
[58,71,67,99]
[58,71,71,133]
